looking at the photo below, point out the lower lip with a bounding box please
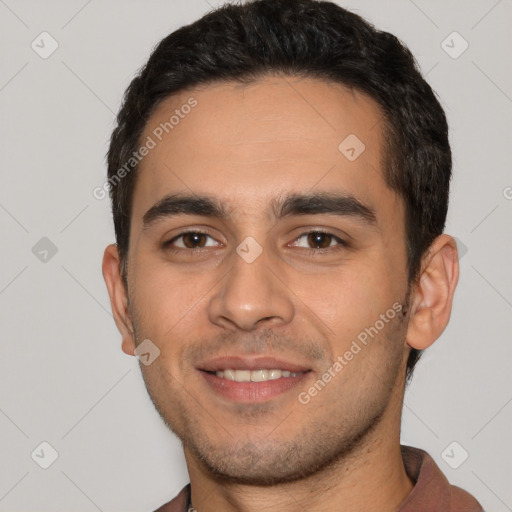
[199,370,311,403]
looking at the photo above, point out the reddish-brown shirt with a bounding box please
[154,445,483,511]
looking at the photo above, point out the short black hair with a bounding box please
[107,0,452,379]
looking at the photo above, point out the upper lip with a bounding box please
[197,356,311,373]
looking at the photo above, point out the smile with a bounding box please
[213,369,302,382]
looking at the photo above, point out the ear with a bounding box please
[406,234,460,351]
[102,244,136,356]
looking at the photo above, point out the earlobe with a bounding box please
[102,244,136,356]
[406,234,460,351]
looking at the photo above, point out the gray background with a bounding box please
[0,0,511,510]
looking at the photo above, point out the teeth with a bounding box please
[268,369,282,380]
[251,369,268,382]
[235,370,251,382]
[214,369,300,382]
[223,369,234,380]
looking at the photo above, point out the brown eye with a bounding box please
[182,232,207,248]
[291,231,347,253]
[166,231,219,250]
[307,232,334,249]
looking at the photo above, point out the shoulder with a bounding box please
[399,445,483,512]
[153,484,190,512]
[450,484,484,512]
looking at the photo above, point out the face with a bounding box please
[122,76,411,484]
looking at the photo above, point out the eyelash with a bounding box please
[163,229,348,255]
[293,231,349,255]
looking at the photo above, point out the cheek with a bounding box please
[297,261,401,347]
[130,256,213,344]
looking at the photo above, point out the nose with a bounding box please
[208,248,295,331]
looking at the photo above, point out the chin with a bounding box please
[184,423,377,487]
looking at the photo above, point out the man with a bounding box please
[102,0,483,510]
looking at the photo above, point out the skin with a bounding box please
[103,75,459,511]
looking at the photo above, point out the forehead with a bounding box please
[133,75,391,217]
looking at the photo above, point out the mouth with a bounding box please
[197,356,312,403]
[211,368,302,382]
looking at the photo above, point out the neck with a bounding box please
[185,424,413,512]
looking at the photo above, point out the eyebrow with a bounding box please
[142,192,377,228]
[272,192,377,225]
[143,194,230,227]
